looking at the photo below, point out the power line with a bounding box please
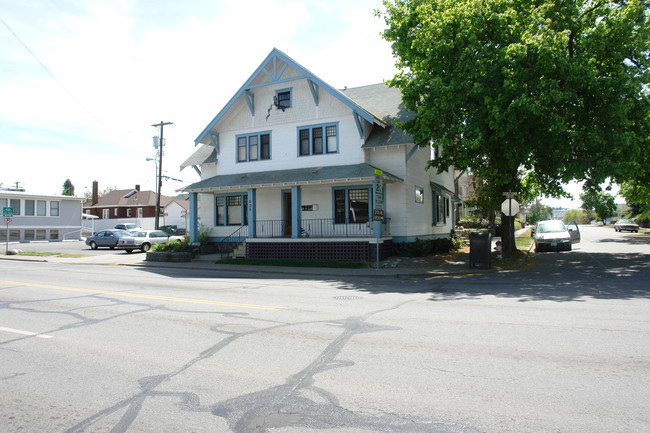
[0,15,129,145]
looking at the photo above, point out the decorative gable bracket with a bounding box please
[308,79,319,106]
[209,132,220,153]
[244,91,254,116]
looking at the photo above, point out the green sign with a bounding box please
[2,207,13,217]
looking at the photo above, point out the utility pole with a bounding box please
[151,121,173,229]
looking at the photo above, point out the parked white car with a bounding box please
[114,223,143,233]
[533,220,581,252]
[116,230,185,253]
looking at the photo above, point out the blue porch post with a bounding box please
[247,188,256,238]
[291,185,301,239]
[189,192,198,242]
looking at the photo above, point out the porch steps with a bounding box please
[230,242,246,258]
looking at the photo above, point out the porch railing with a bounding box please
[214,225,249,253]
[253,218,390,239]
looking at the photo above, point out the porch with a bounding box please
[208,218,392,262]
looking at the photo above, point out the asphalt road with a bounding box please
[1,225,649,433]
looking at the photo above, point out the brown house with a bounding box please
[82,181,180,221]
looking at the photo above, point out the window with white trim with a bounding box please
[237,132,271,162]
[50,201,59,216]
[37,200,46,216]
[25,200,35,216]
[298,123,338,156]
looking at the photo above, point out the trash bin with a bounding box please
[469,231,492,268]
[159,225,178,235]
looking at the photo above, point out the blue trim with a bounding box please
[189,193,198,242]
[275,87,292,108]
[296,122,339,156]
[331,185,373,223]
[195,48,385,145]
[209,132,219,153]
[235,131,272,163]
[406,145,418,162]
[244,91,254,116]
[291,185,301,239]
[353,112,364,138]
[308,79,319,106]
[214,192,248,226]
[247,188,256,238]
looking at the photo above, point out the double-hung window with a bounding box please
[37,200,47,216]
[433,193,447,225]
[50,201,59,216]
[333,186,371,224]
[25,200,35,216]
[237,132,271,162]
[215,193,248,226]
[298,123,338,156]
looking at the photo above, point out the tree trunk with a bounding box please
[501,215,517,252]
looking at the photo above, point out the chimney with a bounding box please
[135,184,140,192]
[92,181,99,205]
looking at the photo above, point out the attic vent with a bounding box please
[123,189,138,198]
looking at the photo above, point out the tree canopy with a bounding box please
[62,179,75,196]
[580,190,617,223]
[379,0,650,203]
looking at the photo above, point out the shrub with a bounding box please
[197,225,211,245]
[151,237,193,253]
[395,237,456,257]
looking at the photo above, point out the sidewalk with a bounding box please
[1,230,532,279]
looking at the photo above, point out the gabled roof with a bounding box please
[184,163,402,192]
[195,48,388,146]
[341,83,416,148]
[84,189,175,209]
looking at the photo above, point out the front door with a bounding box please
[282,191,292,237]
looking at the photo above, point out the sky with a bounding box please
[0,0,615,209]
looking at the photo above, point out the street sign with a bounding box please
[2,207,13,217]
[4,217,11,224]
[501,199,520,216]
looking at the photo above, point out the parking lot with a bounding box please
[3,239,143,256]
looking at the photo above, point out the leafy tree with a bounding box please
[62,179,75,196]
[619,179,650,221]
[580,190,617,224]
[83,186,118,202]
[378,0,650,250]
[562,209,590,225]
[526,199,552,225]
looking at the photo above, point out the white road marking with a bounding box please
[0,326,53,339]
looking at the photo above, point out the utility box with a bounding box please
[469,231,492,268]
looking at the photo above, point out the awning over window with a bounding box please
[431,181,462,203]
[183,164,403,192]
[180,145,217,170]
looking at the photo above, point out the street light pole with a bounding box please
[151,121,173,229]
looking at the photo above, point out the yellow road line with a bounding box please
[0,279,284,311]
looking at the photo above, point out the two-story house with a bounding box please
[181,49,458,261]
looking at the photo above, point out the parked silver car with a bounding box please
[85,229,132,250]
[614,219,639,233]
[534,220,581,252]
[116,230,185,253]
[114,223,143,233]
